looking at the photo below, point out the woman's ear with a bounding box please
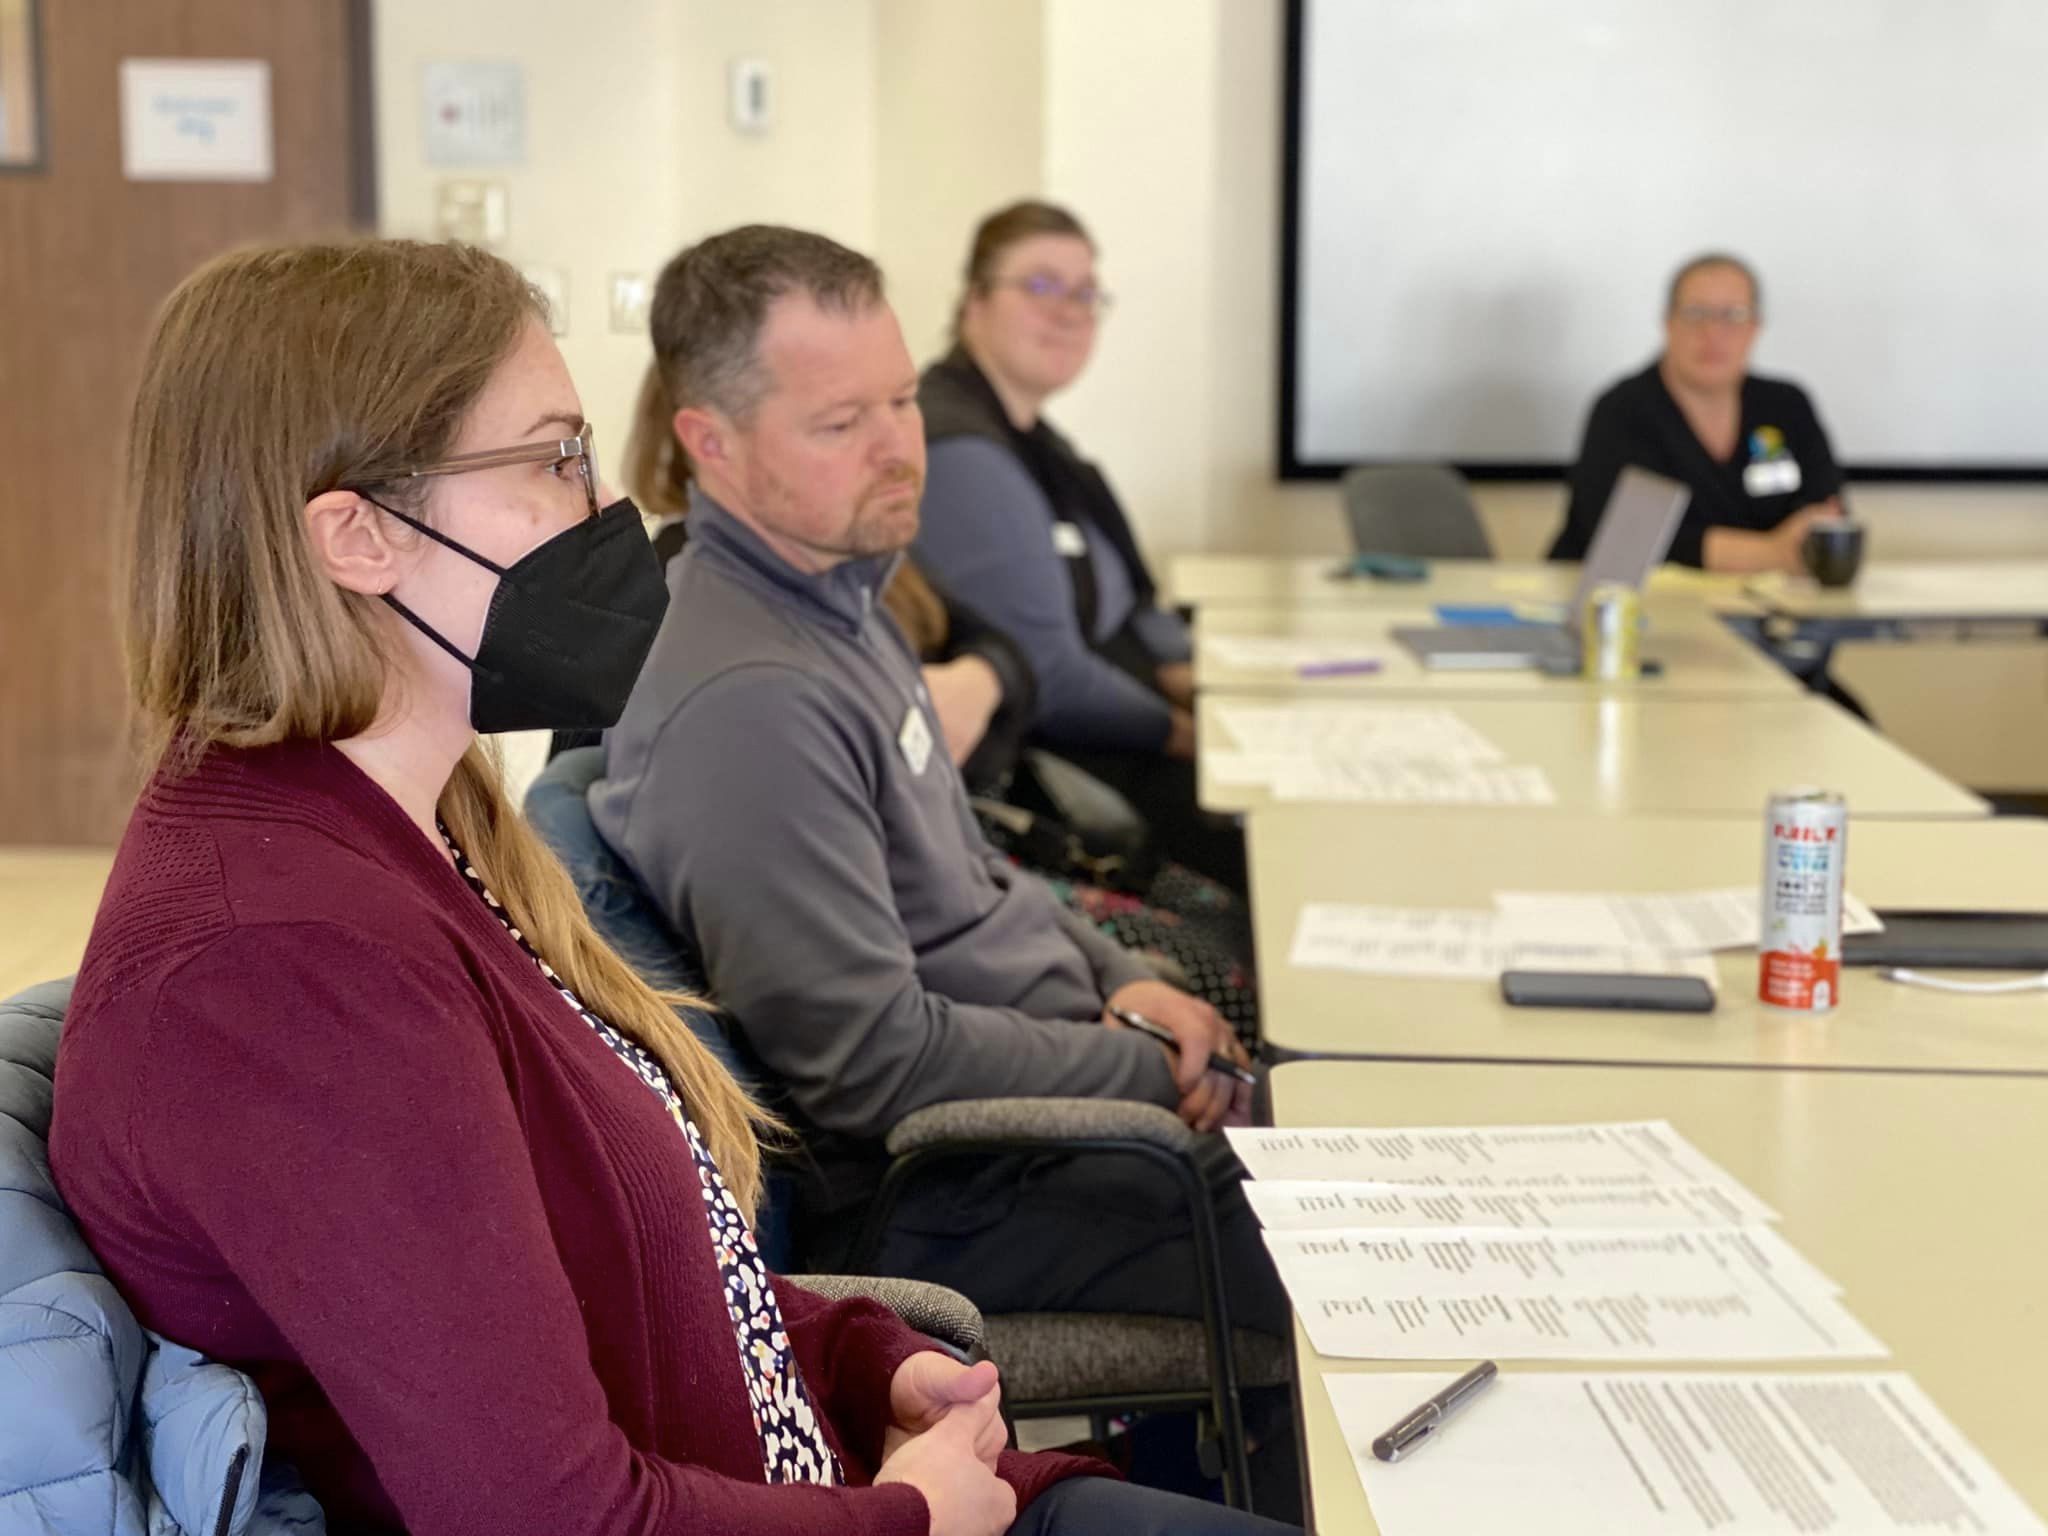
[304,489,404,597]
[957,288,986,344]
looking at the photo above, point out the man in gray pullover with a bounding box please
[591,225,1282,1341]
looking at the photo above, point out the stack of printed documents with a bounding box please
[1286,886,1882,983]
[1205,703,1557,805]
[1232,1120,2044,1534]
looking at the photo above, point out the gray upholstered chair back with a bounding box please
[1340,462,1491,558]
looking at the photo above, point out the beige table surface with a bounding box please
[1269,1060,2048,1533]
[1193,602,1799,700]
[1745,561,2048,621]
[0,847,113,999]
[1168,554,1761,613]
[1248,810,2048,1070]
[1198,692,1988,818]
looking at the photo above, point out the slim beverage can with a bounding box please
[1581,582,1640,681]
[1759,788,1848,1012]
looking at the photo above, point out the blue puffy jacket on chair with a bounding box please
[524,745,797,1270]
[0,979,323,1536]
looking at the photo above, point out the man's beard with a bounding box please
[747,462,925,563]
[842,469,925,557]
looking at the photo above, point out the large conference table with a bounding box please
[1193,601,1800,699]
[1168,553,2048,628]
[1184,550,2045,1530]
[1197,692,1989,818]
[1168,554,1753,613]
[1743,560,2048,626]
[1245,809,2048,1072]
[1270,1059,2048,1534]
[1173,554,2048,720]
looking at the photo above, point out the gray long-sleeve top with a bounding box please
[913,437,1187,753]
[591,491,1174,1141]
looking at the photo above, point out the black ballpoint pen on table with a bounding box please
[1371,1361,1498,1462]
[1106,1004,1258,1087]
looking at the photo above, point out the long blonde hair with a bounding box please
[625,359,695,520]
[124,238,772,1210]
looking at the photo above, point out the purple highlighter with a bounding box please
[1296,658,1384,679]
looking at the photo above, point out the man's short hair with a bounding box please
[650,225,886,419]
[1666,252,1762,318]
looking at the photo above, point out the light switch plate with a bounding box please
[608,271,651,335]
[434,179,509,247]
[729,58,772,134]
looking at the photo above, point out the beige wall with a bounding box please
[672,2,878,252]
[375,0,679,491]
[875,0,1043,364]
[373,0,877,473]
[1040,0,1224,559]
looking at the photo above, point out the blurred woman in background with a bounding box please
[1551,252,1847,573]
[913,201,1244,893]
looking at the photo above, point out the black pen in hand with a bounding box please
[1107,1005,1258,1087]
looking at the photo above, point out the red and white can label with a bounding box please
[1758,947,1839,1011]
[1759,791,1848,1013]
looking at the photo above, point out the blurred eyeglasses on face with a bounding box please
[1672,304,1757,330]
[991,271,1114,316]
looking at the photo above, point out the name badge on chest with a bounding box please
[898,704,934,776]
[1051,521,1088,558]
[1744,457,1803,497]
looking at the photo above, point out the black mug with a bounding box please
[1802,521,1866,588]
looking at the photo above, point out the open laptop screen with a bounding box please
[1567,466,1693,626]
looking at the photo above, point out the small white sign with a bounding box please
[423,60,525,166]
[120,59,273,182]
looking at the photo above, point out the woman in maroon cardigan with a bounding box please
[49,239,1295,1536]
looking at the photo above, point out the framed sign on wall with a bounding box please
[0,0,43,171]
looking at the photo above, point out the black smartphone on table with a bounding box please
[1500,970,1716,1014]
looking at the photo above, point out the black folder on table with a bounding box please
[1844,911,2048,970]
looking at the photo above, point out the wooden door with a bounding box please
[0,1,371,845]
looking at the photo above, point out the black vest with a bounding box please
[918,346,1161,648]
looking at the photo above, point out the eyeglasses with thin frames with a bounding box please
[364,426,602,519]
[1671,305,1757,330]
[988,273,1115,316]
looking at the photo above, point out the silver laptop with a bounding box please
[1393,467,1692,671]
